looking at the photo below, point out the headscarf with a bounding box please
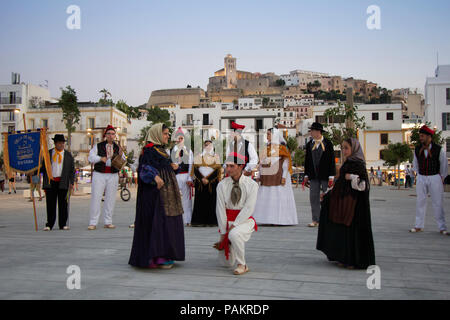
[262,128,293,175]
[144,123,165,146]
[345,137,365,164]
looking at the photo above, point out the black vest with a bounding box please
[415,143,441,176]
[94,141,120,174]
[231,139,250,165]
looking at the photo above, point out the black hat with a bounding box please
[309,122,324,132]
[52,134,66,142]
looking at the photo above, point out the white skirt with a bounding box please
[252,173,298,225]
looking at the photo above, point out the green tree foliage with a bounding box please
[146,107,171,128]
[98,88,113,106]
[275,79,286,87]
[382,142,413,189]
[322,101,367,148]
[293,148,306,167]
[59,86,80,151]
[286,136,298,153]
[409,121,444,147]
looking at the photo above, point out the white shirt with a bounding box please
[412,144,448,178]
[88,143,126,167]
[170,144,193,182]
[225,138,259,172]
[51,149,64,178]
[216,174,259,234]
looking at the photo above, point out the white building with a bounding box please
[27,103,129,166]
[425,65,450,158]
[238,97,262,110]
[312,104,405,168]
[0,73,53,150]
[280,70,329,88]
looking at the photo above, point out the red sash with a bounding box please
[104,166,112,173]
[218,209,258,260]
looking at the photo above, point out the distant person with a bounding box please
[369,167,376,185]
[28,169,43,202]
[376,166,382,186]
[404,165,412,188]
[7,171,16,194]
[0,164,5,193]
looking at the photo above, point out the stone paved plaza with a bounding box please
[0,182,449,300]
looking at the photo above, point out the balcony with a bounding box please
[0,97,22,105]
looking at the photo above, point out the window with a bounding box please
[42,119,48,128]
[387,112,394,120]
[88,118,95,129]
[379,150,385,160]
[202,113,209,126]
[442,113,450,131]
[447,88,450,105]
[315,115,326,124]
[29,119,35,129]
[372,112,379,120]
[380,133,388,145]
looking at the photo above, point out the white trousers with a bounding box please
[218,219,255,267]
[176,173,192,224]
[415,174,447,231]
[89,172,119,226]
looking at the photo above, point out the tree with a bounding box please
[59,86,80,152]
[286,136,298,153]
[262,97,270,107]
[146,107,171,128]
[409,121,444,147]
[322,101,367,151]
[99,88,113,106]
[382,142,413,189]
[275,79,286,87]
[125,149,135,166]
[293,148,305,167]
[138,125,152,147]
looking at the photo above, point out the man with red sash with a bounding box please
[88,125,125,230]
[410,125,448,235]
[214,151,259,275]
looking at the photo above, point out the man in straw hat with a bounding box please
[87,125,125,230]
[214,150,259,275]
[42,134,75,231]
[410,125,448,235]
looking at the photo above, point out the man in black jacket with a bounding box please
[303,122,336,227]
[42,134,75,231]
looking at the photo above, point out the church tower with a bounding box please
[224,54,237,88]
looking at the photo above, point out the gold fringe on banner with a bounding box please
[40,128,53,181]
[2,133,12,178]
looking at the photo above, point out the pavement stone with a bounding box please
[0,183,449,300]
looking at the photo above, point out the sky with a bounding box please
[1,0,450,106]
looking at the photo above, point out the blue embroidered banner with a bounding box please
[7,131,41,173]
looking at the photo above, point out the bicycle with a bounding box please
[119,177,131,201]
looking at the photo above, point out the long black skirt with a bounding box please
[191,181,218,226]
[316,191,376,269]
[129,183,185,268]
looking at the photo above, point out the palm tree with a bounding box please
[99,89,112,106]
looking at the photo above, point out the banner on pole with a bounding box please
[5,131,41,174]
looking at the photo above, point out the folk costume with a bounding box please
[42,134,75,230]
[190,142,222,226]
[411,125,448,234]
[88,125,125,229]
[253,129,298,225]
[215,152,259,275]
[225,122,259,174]
[170,127,193,225]
[316,138,376,269]
[129,123,185,268]
[304,122,336,226]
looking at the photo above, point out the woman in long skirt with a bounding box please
[316,137,375,269]
[190,140,222,227]
[253,128,298,225]
[129,123,185,269]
